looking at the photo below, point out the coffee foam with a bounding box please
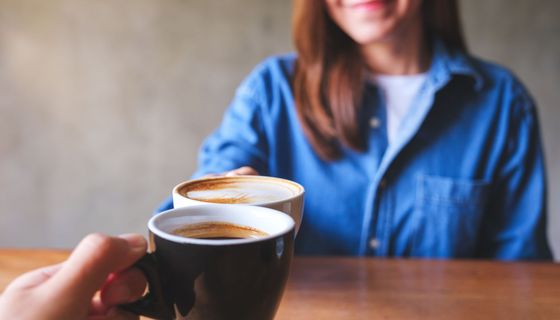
[184,180,296,204]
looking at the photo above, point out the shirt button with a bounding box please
[369,238,380,249]
[369,117,381,129]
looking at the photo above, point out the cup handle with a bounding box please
[119,253,175,320]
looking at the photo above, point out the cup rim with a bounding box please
[172,175,305,207]
[148,204,295,246]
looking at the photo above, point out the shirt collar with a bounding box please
[429,38,484,91]
[364,39,484,91]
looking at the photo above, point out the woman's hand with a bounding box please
[224,166,259,176]
[203,166,260,178]
[0,233,148,320]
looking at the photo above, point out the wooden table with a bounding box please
[0,250,558,319]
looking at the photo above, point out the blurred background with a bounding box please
[0,0,558,259]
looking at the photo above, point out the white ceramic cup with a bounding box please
[172,176,304,233]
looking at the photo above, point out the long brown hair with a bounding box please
[292,0,467,160]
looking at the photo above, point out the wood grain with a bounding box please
[277,258,560,320]
[1,250,558,319]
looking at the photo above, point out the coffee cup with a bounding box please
[121,204,295,320]
[172,176,304,233]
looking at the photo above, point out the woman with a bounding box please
[164,0,552,259]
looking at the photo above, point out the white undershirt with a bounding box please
[372,73,427,145]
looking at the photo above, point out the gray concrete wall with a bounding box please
[0,0,558,259]
[0,0,292,247]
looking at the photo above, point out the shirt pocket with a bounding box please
[412,175,491,258]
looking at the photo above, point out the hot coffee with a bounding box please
[178,177,299,204]
[171,221,269,240]
[121,204,295,320]
[173,175,305,234]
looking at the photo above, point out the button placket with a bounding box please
[361,87,388,256]
[375,175,389,255]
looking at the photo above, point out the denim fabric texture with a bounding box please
[159,40,552,259]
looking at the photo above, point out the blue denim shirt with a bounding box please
[160,41,552,260]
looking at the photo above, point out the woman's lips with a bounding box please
[349,0,390,11]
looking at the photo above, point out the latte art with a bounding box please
[173,175,304,233]
[184,180,296,204]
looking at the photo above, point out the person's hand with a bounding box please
[0,233,148,320]
[204,166,260,177]
[224,166,259,176]
[203,166,260,178]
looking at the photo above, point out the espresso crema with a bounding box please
[172,221,269,239]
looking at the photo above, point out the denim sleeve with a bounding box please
[154,67,271,214]
[155,196,173,213]
[477,83,552,260]
[192,67,270,179]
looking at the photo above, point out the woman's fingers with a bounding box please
[225,166,259,176]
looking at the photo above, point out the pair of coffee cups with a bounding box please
[123,176,304,320]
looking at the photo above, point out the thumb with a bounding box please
[45,233,147,303]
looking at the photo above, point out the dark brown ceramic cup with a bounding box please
[121,204,295,320]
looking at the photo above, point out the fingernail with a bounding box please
[118,233,146,251]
